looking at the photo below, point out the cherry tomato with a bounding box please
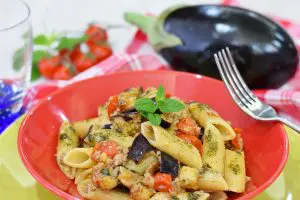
[89,44,112,62]
[153,173,173,192]
[72,52,96,72]
[107,95,119,117]
[85,24,108,44]
[59,49,70,57]
[38,56,61,79]
[177,132,203,155]
[176,117,199,136]
[69,44,81,61]
[52,66,72,80]
[232,128,244,150]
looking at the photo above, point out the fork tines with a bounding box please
[213,47,257,108]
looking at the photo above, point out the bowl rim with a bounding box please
[17,70,289,200]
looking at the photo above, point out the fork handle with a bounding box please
[277,117,300,133]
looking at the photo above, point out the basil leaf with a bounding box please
[56,35,87,50]
[31,63,41,81]
[135,98,158,113]
[34,34,58,46]
[156,85,165,102]
[159,98,185,113]
[147,113,161,126]
[33,50,50,63]
[34,35,49,45]
[13,48,25,71]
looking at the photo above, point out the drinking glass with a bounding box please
[0,0,32,132]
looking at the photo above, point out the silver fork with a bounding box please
[214,47,300,133]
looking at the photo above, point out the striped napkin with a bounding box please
[24,0,300,124]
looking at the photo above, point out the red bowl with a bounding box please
[18,71,288,200]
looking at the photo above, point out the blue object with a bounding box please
[0,81,26,133]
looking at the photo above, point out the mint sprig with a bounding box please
[135,85,185,126]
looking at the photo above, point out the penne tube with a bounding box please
[224,149,246,193]
[118,87,143,110]
[56,121,79,179]
[85,128,133,148]
[72,117,102,138]
[63,148,94,168]
[150,192,170,200]
[141,122,202,169]
[77,179,132,200]
[197,167,228,191]
[202,123,225,175]
[188,103,235,140]
[75,168,93,185]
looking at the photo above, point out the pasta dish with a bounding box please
[56,86,247,200]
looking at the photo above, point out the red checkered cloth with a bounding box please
[25,0,300,123]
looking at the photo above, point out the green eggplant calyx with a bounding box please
[124,8,184,51]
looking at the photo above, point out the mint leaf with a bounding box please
[159,98,185,113]
[13,48,25,71]
[147,113,161,126]
[56,35,87,50]
[156,85,165,102]
[135,98,158,113]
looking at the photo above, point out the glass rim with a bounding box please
[0,0,31,32]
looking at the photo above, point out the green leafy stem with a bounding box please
[134,85,185,126]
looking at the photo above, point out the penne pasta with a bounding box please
[224,149,246,193]
[85,128,134,148]
[118,87,143,110]
[63,148,94,168]
[202,123,225,174]
[56,121,79,179]
[188,103,235,140]
[72,117,102,138]
[141,122,202,169]
[197,167,228,191]
[150,192,170,200]
[56,86,248,199]
[75,168,93,185]
[209,191,228,200]
[77,179,132,200]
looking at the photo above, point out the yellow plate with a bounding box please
[0,116,299,199]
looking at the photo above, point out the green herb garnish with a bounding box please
[134,85,185,126]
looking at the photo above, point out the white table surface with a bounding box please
[24,0,300,52]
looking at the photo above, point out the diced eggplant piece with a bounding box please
[160,119,171,129]
[128,134,153,162]
[122,108,138,115]
[160,151,179,177]
[103,124,113,129]
[199,128,204,142]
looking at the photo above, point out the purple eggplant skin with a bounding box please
[160,5,298,89]
[103,124,113,129]
[128,134,154,162]
[160,151,179,177]
[160,119,171,129]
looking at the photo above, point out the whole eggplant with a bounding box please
[124,5,298,89]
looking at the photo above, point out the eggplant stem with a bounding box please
[123,10,183,51]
